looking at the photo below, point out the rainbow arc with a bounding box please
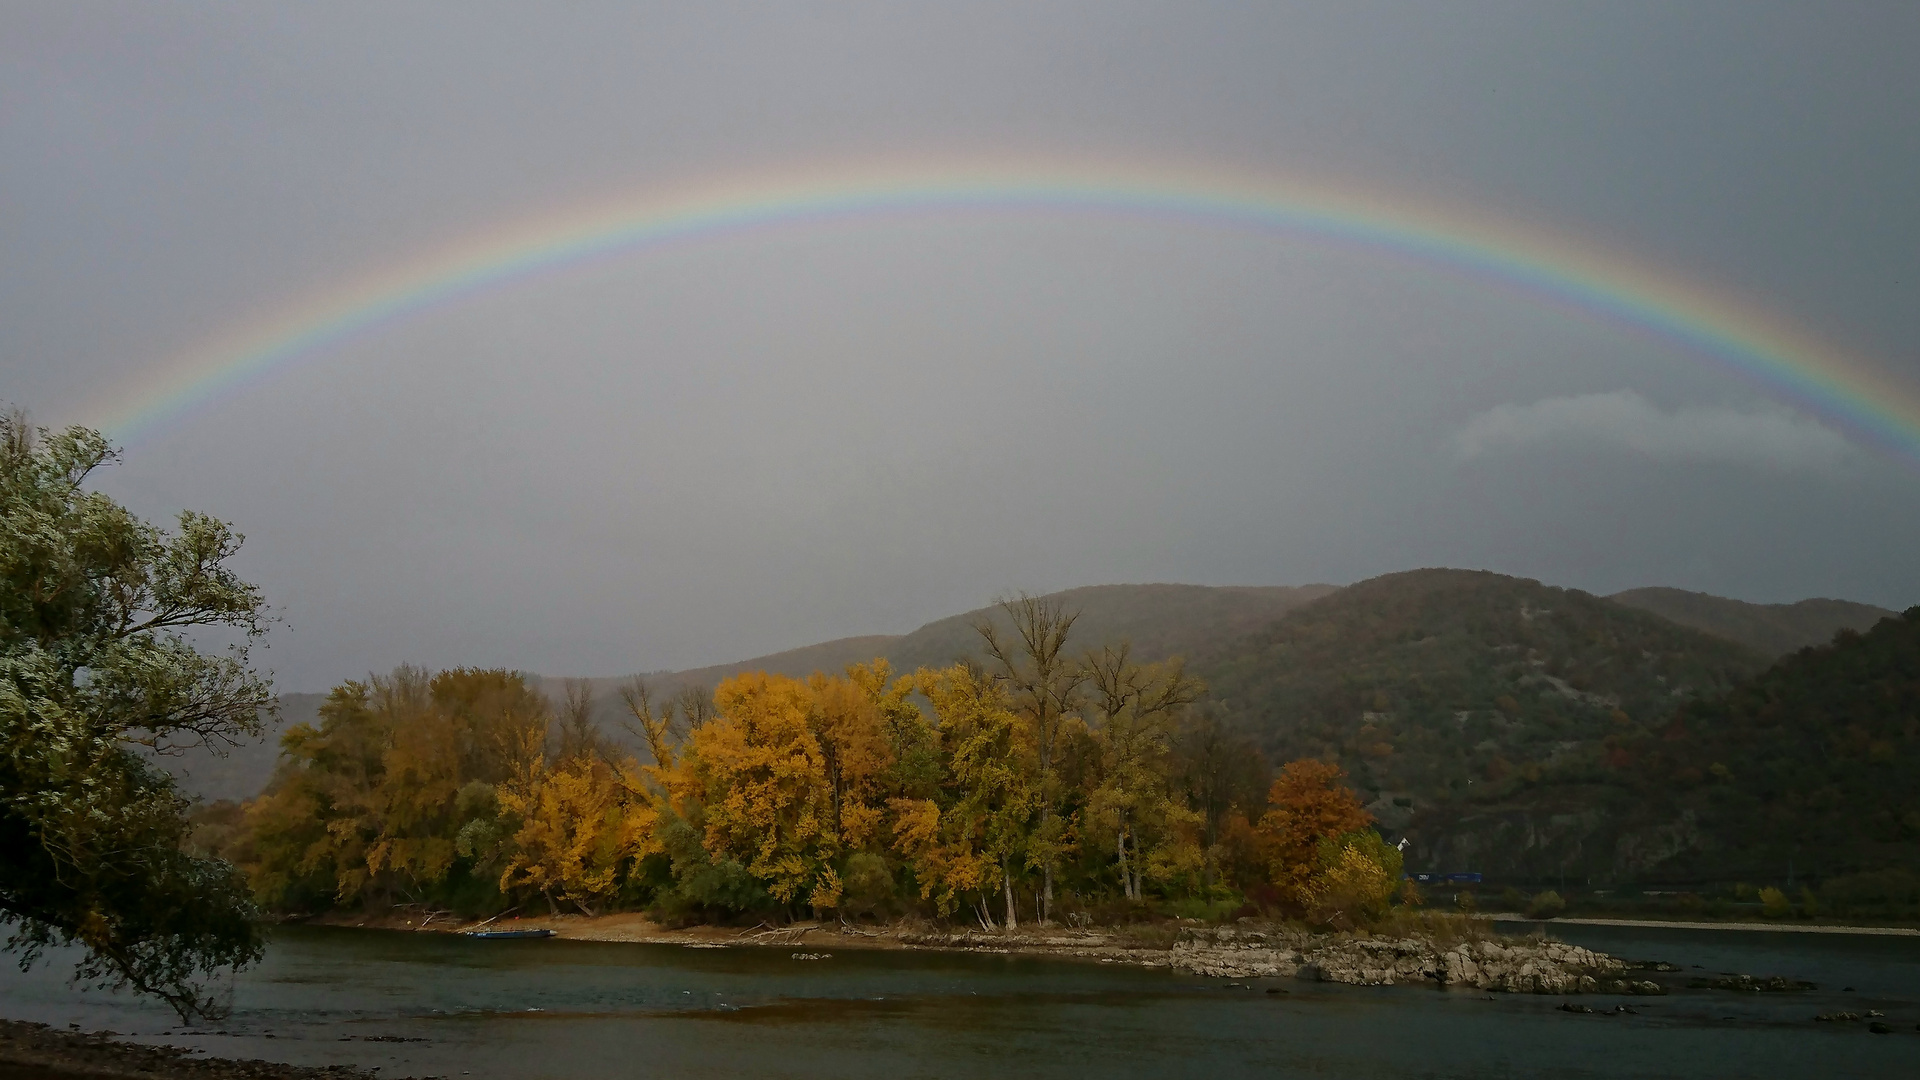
[91,160,1920,462]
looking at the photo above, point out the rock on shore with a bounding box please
[1171,927,1663,995]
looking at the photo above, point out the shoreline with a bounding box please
[306,911,1182,966]
[0,1020,392,1080]
[1490,914,1920,937]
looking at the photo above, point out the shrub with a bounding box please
[1526,890,1566,919]
[1758,886,1790,918]
[1303,830,1403,929]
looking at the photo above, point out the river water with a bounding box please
[2,923,1915,1079]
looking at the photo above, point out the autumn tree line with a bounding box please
[206,598,1411,930]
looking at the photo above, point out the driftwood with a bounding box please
[461,907,521,932]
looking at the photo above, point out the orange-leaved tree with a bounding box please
[1255,759,1373,909]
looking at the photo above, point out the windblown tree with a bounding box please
[0,415,271,1020]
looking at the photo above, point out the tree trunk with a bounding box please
[1003,867,1018,933]
[1117,827,1133,901]
[1042,864,1053,925]
[974,895,997,933]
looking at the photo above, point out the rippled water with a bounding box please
[3,923,1916,1079]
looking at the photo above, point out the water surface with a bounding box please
[3,923,1915,1079]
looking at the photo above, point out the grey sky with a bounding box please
[4,2,1918,690]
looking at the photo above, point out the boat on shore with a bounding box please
[464,928,556,940]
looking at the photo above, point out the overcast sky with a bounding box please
[5,2,1918,691]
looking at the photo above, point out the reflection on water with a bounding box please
[2,923,1916,1079]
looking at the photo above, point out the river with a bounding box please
[2,923,1915,1079]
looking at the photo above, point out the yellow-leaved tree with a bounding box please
[892,664,1035,931]
[689,672,843,910]
[495,720,656,915]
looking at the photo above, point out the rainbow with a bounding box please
[91,159,1920,461]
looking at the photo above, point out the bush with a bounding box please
[839,853,895,917]
[1758,886,1790,918]
[1526,890,1566,919]
[1303,830,1403,929]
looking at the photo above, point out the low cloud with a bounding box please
[1453,391,1853,473]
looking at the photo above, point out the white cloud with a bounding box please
[1453,390,1853,473]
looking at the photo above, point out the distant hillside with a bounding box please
[1196,569,1769,836]
[1609,586,1895,659]
[160,692,323,803]
[557,582,1338,708]
[1412,607,1920,886]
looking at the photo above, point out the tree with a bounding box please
[1083,644,1203,900]
[892,664,1033,931]
[244,667,548,910]
[977,593,1084,924]
[1303,829,1404,929]
[1171,707,1271,889]
[690,672,842,910]
[0,415,270,1020]
[1255,759,1373,909]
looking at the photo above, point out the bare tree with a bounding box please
[618,677,677,770]
[675,684,716,726]
[976,592,1084,924]
[555,678,605,762]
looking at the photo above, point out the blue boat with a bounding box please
[464,928,555,940]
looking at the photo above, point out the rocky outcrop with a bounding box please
[1171,927,1661,995]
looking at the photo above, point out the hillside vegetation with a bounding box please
[1408,607,1920,893]
[607,583,1337,699]
[1608,586,1894,659]
[1197,569,1768,833]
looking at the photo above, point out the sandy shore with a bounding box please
[310,909,1183,965]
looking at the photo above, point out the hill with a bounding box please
[548,582,1339,721]
[1608,586,1895,659]
[1196,570,1770,838]
[155,692,324,803]
[1410,606,1920,889]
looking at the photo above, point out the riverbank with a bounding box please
[0,1020,394,1080]
[1487,914,1920,937]
[309,911,1656,993]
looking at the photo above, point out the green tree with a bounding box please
[0,416,270,1020]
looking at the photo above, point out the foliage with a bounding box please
[1201,569,1766,816]
[1303,830,1404,929]
[227,613,1392,930]
[1526,890,1566,919]
[1255,759,1373,909]
[0,416,270,1021]
[1431,606,1919,886]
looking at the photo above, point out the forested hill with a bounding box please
[1195,569,1769,830]
[1409,606,1920,887]
[1608,586,1895,659]
[559,582,1338,705]
[1649,607,1920,880]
